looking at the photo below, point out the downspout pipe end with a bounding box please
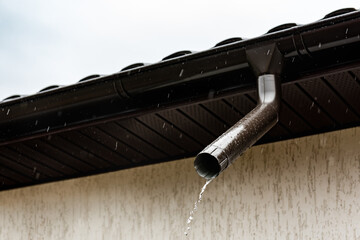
[194,153,221,180]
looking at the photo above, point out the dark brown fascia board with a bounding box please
[0,10,360,144]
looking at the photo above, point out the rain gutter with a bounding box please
[0,10,359,144]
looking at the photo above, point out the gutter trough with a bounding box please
[0,9,359,144]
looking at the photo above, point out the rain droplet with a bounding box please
[162,122,166,128]
[115,141,118,150]
[34,106,37,111]
[327,99,331,103]
[310,102,315,110]
[46,126,50,132]
[167,93,170,98]
[179,69,184,77]
[35,120,38,126]
[317,108,321,114]
[345,108,349,113]
[345,28,348,34]
[179,133,183,139]
[288,120,292,126]
[318,43,322,48]
[266,49,270,55]
[6,109,10,115]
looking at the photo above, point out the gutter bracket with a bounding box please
[113,76,131,98]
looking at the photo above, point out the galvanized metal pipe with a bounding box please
[194,74,281,179]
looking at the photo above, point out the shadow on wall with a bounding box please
[0,127,359,239]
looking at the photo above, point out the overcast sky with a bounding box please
[0,1,358,100]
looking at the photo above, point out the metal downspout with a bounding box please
[194,44,283,179]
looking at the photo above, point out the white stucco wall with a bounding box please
[0,127,359,240]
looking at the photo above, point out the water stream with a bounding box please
[184,179,212,237]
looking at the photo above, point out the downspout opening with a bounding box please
[194,153,221,180]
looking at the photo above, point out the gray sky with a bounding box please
[0,0,358,100]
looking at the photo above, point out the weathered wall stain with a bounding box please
[0,127,359,239]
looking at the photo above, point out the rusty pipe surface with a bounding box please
[194,74,281,179]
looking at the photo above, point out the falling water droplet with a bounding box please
[184,179,212,237]
[310,102,315,110]
[115,141,118,150]
[266,49,270,55]
[46,126,50,132]
[318,43,322,48]
[6,109,10,115]
[179,133,183,139]
[179,69,184,77]
[162,122,166,128]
